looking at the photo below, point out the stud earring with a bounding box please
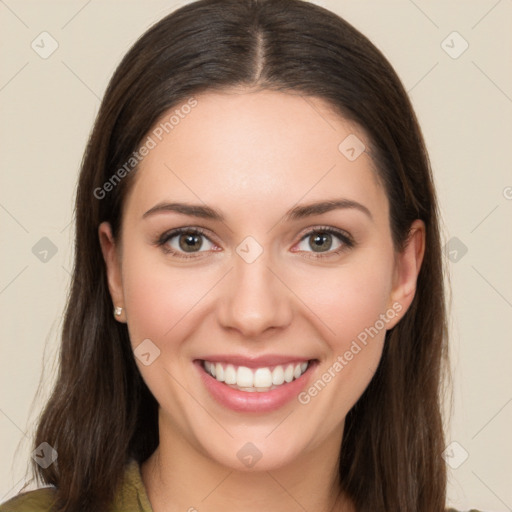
[113,306,123,317]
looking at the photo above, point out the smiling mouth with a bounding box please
[199,359,316,392]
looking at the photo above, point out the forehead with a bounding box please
[124,89,387,226]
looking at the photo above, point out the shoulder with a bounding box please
[0,459,152,512]
[0,487,57,512]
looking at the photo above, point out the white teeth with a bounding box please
[224,364,237,384]
[272,366,285,385]
[284,364,294,383]
[203,360,310,391]
[253,368,272,388]
[215,363,224,382]
[237,366,254,387]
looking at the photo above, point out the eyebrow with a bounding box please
[142,198,373,222]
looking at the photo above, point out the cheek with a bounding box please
[119,248,210,416]
[120,246,203,347]
[296,253,395,345]
[294,256,394,423]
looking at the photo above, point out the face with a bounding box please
[100,89,424,472]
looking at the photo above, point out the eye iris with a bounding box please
[310,232,332,252]
[179,233,202,252]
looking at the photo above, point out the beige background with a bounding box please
[1,0,511,510]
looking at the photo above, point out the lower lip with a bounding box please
[195,360,317,413]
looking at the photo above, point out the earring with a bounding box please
[113,306,123,317]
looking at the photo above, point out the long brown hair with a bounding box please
[29,0,449,510]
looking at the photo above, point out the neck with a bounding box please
[141,414,355,512]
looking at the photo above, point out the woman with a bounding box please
[0,0,481,511]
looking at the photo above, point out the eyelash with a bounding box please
[155,225,355,260]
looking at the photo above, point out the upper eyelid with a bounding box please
[158,226,216,245]
[300,225,352,238]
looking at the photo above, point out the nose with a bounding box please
[217,249,293,339]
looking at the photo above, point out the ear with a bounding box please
[98,221,126,323]
[386,219,426,329]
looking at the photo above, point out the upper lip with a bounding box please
[196,354,315,368]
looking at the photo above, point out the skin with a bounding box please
[99,89,425,512]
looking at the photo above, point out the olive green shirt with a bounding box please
[0,459,151,512]
[0,459,483,512]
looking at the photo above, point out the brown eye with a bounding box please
[307,232,335,253]
[177,232,204,252]
[158,227,216,258]
[294,227,354,259]
[299,230,343,252]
